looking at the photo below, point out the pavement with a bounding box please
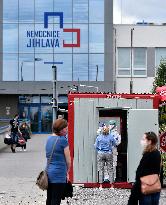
[0,134,166,205]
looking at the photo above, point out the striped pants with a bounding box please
[97,152,114,183]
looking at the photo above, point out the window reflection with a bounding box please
[73,54,88,81]
[89,54,104,81]
[19,54,35,81]
[3,54,18,81]
[73,24,88,53]
[54,54,72,81]
[53,24,72,53]
[117,48,147,77]
[89,24,104,53]
[41,96,52,103]
[118,48,130,68]
[34,54,72,81]
[35,0,53,23]
[34,24,54,53]
[31,96,40,103]
[19,24,35,53]
[3,24,18,53]
[89,0,104,23]
[19,0,34,23]
[54,0,72,23]
[155,48,166,67]
[73,0,88,23]
[3,0,18,23]
[35,54,53,81]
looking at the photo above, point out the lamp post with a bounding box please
[130,28,134,94]
[96,65,98,81]
[44,61,63,121]
[52,65,57,121]
[20,61,24,81]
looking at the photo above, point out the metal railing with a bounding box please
[0,125,10,134]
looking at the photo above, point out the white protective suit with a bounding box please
[109,123,121,181]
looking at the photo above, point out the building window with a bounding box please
[117,47,147,77]
[155,48,166,68]
[133,48,146,76]
[117,48,131,76]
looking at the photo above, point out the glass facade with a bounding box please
[2,0,104,81]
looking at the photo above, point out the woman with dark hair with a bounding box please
[19,122,31,151]
[46,119,71,205]
[128,131,161,205]
[10,114,22,153]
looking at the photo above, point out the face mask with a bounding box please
[140,139,148,148]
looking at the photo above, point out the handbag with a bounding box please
[140,174,161,195]
[4,134,12,145]
[36,170,48,191]
[36,138,58,191]
[18,137,26,145]
[61,181,73,200]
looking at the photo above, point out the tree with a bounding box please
[152,59,166,93]
[152,58,166,129]
[153,60,166,187]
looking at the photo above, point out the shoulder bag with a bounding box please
[140,174,161,195]
[36,137,58,191]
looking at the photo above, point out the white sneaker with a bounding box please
[23,149,27,152]
[99,184,103,190]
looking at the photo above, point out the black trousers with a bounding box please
[46,183,66,205]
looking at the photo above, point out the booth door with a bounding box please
[127,109,158,182]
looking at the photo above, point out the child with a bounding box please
[19,122,31,151]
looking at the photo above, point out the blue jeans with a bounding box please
[139,192,160,205]
[11,132,18,144]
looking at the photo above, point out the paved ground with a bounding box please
[0,134,165,205]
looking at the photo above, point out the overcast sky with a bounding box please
[113,0,166,24]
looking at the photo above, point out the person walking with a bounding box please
[109,120,121,182]
[19,122,31,151]
[128,131,161,205]
[94,126,116,184]
[9,114,22,153]
[46,118,71,205]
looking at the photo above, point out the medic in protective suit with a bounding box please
[109,120,121,182]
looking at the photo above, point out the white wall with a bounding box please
[114,24,166,47]
[116,77,155,94]
[114,24,165,94]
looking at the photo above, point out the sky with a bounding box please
[113,0,166,24]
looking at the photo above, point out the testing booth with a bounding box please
[68,93,161,188]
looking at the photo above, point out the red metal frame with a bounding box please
[68,93,162,188]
